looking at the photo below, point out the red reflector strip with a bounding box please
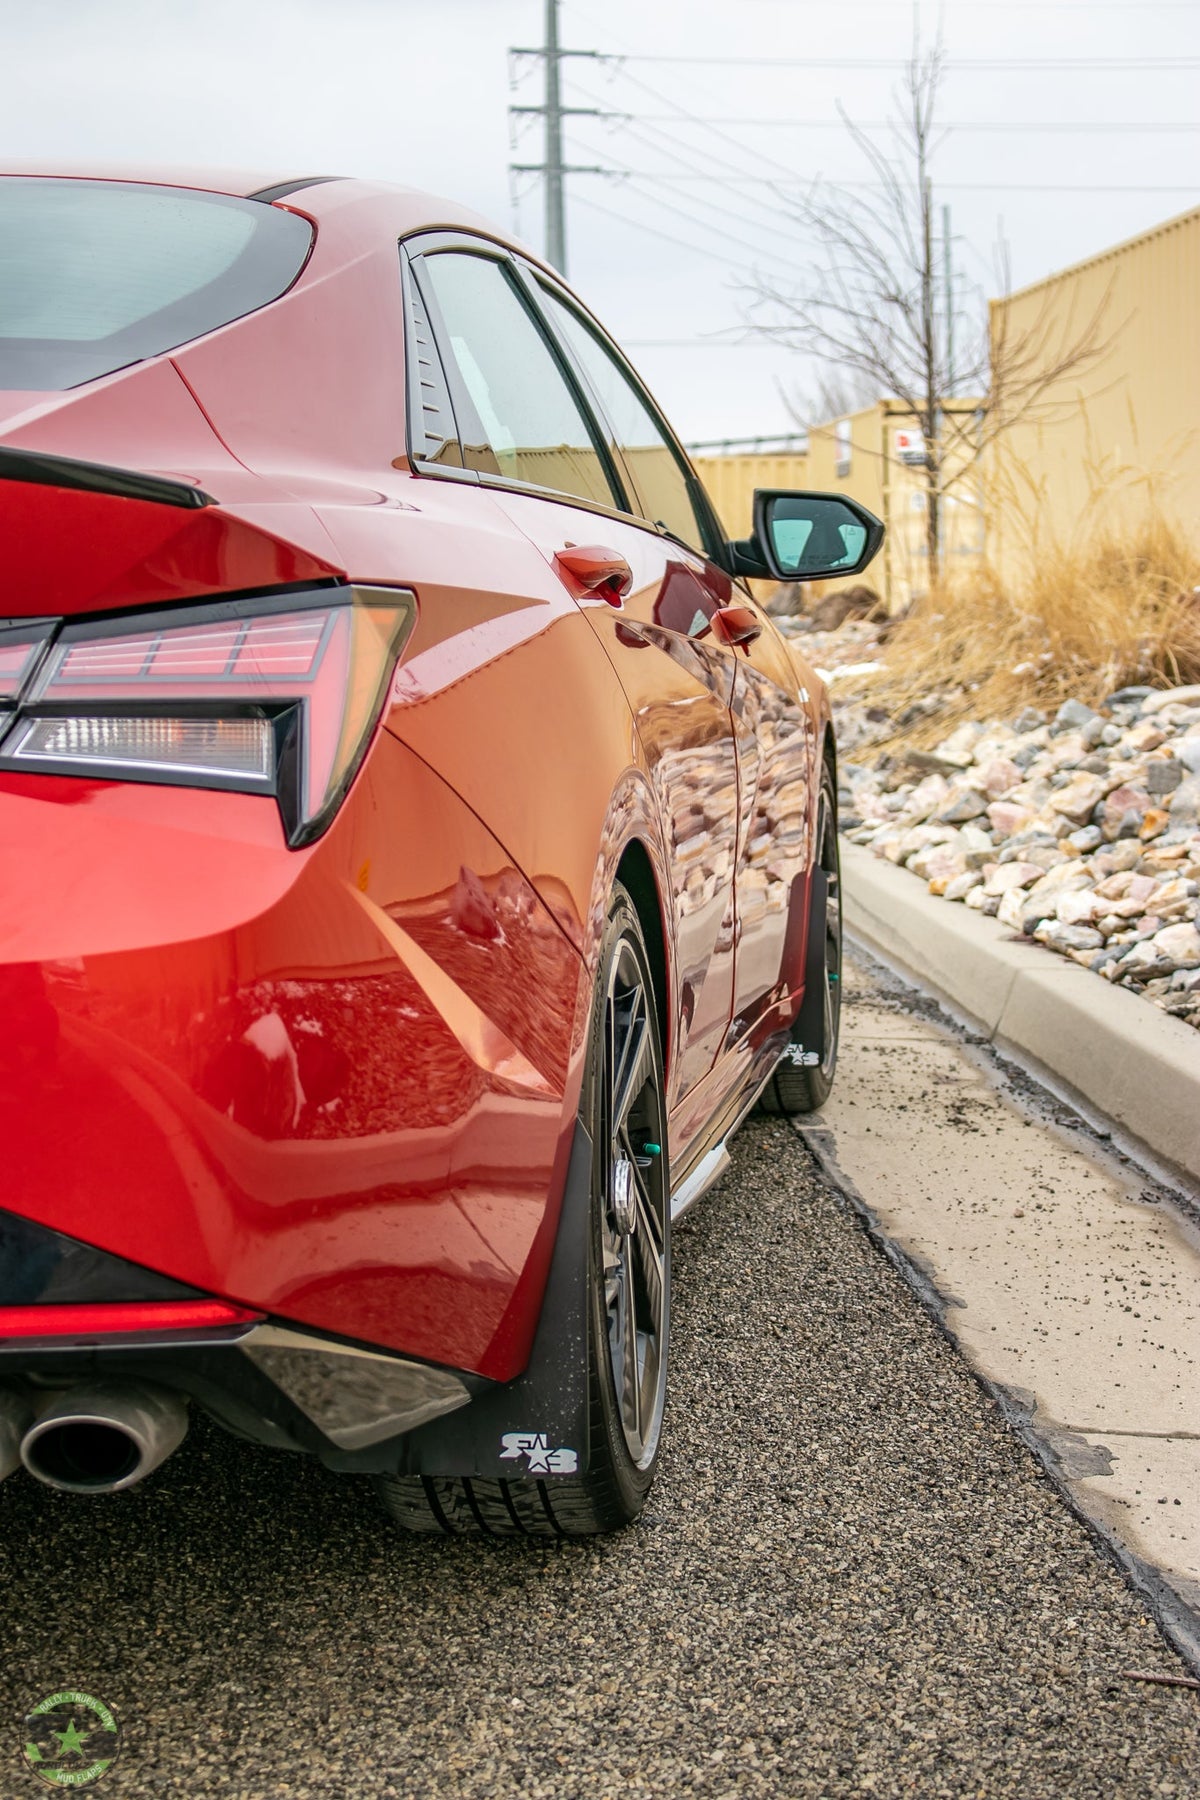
[0,1300,263,1338]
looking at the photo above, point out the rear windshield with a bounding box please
[0,178,314,389]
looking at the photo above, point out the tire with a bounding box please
[758,759,842,1117]
[376,883,670,1536]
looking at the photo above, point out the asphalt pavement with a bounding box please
[2,1106,1200,1795]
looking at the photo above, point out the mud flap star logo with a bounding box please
[23,1690,120,1788]
[500,1432,579,1474]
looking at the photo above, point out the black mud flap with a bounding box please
[393,1119,594,1481]
[791,866,828,1064]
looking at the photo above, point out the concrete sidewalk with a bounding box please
[801,956,1200,1673]
[841,839,1200,1190]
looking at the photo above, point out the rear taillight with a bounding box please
[0,586,415,845]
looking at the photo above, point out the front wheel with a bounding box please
[758,759,842,1117]
[376,883,670,1536]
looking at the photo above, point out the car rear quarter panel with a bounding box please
[0,731,590,1381]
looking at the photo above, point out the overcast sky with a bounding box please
[8,0,1199,441]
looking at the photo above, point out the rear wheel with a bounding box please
[758,760,842,1117]
[376,884,669,1536]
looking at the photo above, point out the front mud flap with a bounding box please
[395,1119,593,1480]
[791,865,828,1064]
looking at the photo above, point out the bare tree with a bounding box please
[746,37,1114,588]
[781,366,879,433]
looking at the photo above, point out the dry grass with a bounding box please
[846,512,1200,752]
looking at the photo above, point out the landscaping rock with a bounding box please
[1053,698,1099,733]
[830,637,1200,1033]
[1141,683,1200,713]
[1049,773,1109,825]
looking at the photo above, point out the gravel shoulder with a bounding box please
[2,1118,1199,1796]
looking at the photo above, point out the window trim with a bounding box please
[398,253,475,482]
[402,236,630,516]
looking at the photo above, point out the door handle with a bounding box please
[712,604,762,648]
[554,544,634,606]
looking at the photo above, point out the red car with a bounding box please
[0,169,882,1534]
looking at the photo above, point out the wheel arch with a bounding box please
[821,722,838,784]
[616,838,670,1066]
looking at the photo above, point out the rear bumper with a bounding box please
[0,731,588,1382]
[0,1114,597,1479]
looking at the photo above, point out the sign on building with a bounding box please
[894,427,927,466]
[835,418,852,476]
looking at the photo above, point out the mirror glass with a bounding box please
[766,496,868,576]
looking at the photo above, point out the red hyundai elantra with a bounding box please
[0,169,882,1534]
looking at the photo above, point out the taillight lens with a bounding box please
[0,586,415,845]
[0,620,55,709]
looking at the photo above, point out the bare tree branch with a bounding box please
[742,34,1112,589]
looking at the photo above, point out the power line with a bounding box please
[618,176,814,277]
[572,191,761,272]
[624,340,799,351]
[567,81,813,241]
[737,1,1197,7]
[624,116,1200,133]
[607,54,1200,69]
[593,172,1200,195]
[568,103,804,238]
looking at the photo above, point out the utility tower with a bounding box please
[509,0,611,276]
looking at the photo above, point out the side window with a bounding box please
[536,283,708,555]
[418,252,617,511]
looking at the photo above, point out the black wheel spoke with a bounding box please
[611,1003,651,1133]
[618,1248,640,1442]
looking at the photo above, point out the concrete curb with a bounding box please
[840,839,1200,1187]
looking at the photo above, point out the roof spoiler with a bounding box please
[0,445,213,510]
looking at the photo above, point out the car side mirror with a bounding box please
[728,490,885,583]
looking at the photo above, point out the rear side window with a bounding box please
[0,178,314,389]
[418,251,618,510]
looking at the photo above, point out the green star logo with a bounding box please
[52,1721,90,1758]
[22,1691,120,1789]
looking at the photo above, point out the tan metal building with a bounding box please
[692,204,1199,608]
[987,204,1200,584]
[692,447,809,540]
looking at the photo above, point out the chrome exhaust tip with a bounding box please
[0,1387,32,1482]
[21,1383,188,1494]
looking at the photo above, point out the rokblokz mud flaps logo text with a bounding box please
[500,1432,578,1474]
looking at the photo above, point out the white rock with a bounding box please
[983,861,1045,896]
[1152,922,1200,966]
[1056,889,1099,926]
[1048,772,1109,825]
[1035,920,1104,952]
[1141,684,1200,714]
[997,888,1029,931]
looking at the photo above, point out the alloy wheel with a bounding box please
[599,940,668,1469]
